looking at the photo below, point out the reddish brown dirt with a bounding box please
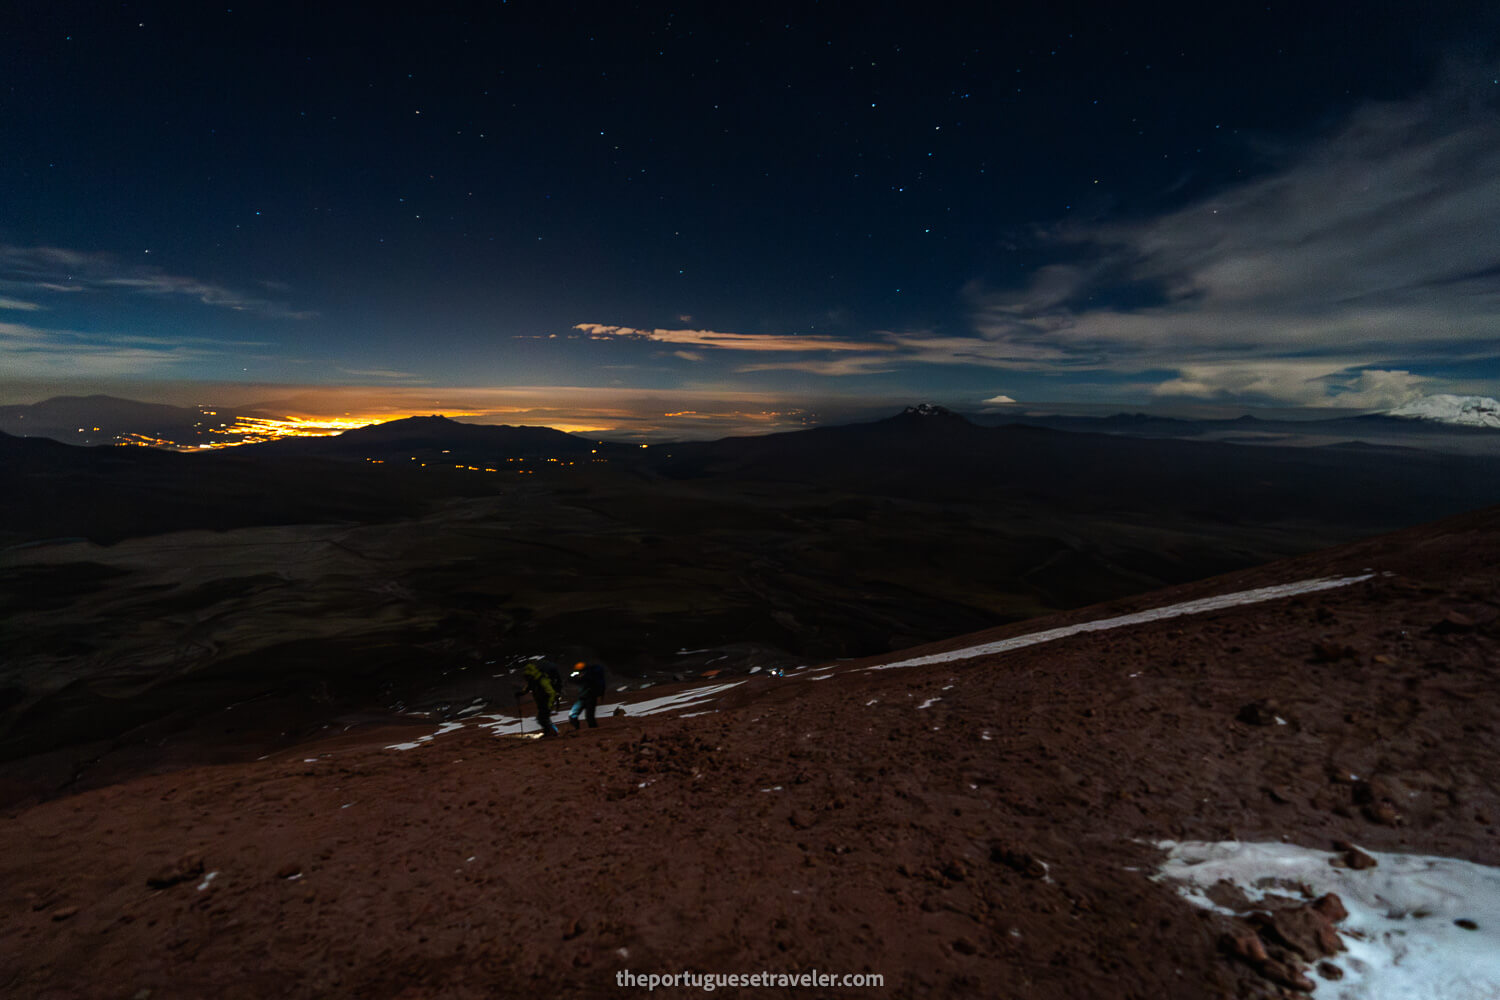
[3,507,1499,999]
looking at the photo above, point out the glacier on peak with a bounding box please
[1386,394,1500,429]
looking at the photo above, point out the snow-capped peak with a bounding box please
[1386,394,1500,429]
[902,403,953,418]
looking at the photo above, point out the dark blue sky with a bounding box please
[2,2,1497,435]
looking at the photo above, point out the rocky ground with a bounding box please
[2,506,1498,998]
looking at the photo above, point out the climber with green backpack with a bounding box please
[515,657,562,738]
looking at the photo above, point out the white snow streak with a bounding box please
[602,681,745,718]
[867,574,1373,672]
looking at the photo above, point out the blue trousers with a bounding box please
[569,695,599,727]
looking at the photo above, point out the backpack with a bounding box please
[542,663,564,705]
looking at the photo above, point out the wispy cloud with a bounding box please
[574,323,887,353]
[0,297,44,311]
[734,353,902,376]
[0,319,269,377]
[0,321,48,341]
[732,330,1076,376]
[0,245,317,320]
[339,368,429,381]
[1151,362,1432,408]
[956,66,1500,405]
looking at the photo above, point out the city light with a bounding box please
[112,413,451,450]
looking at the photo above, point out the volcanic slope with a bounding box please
[2,507,1498,999]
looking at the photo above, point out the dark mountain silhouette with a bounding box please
[974,408,1500,452]
[655,407,1500,529]
[10,393,1500,457]
[8,405,1500,550]
[1334,412,1500,435]
[246,414,640,464]
[0,394,201,429]
[0,394,229,447]
[0,430,491,548]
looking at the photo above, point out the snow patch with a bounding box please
[1155,840,1500,999]
[917,697,941,709]
[386,682,747,749]
[196,871,218,891]
[615,681,746,717]
[868,574,1373,672]
[383,719,465,751]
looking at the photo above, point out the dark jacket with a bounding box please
[573,662,606,698]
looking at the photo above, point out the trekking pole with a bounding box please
[517,692,526,736]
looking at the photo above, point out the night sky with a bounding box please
[2,2,1498,436]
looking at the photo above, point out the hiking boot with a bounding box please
[570,717,581,731]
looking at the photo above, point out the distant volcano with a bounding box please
[901,403,958,418]
[1386,394,1500,428]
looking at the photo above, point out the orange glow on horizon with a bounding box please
[111,410,620,451]
[114,412,475,450]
